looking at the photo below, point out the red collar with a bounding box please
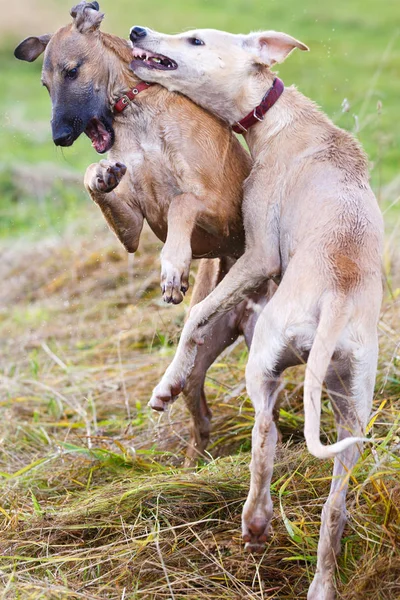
[232,77,284,134]
[114,81,153,113]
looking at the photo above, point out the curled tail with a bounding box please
[303,296,366,459]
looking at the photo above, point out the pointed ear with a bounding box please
[14,34,52,62]
[247,31,309,66]
[70,1,104,34]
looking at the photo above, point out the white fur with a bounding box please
[131,26,384,600]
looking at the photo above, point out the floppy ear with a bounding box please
[14,34,52,62]
[247,31,309,66]
[71,1,104,34]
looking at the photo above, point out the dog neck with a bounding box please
[231,72,330,156]
[100,32,154,111]
[242,88,295,152]
[232,77,284,134]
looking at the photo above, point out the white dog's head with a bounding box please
[129,27,308,122]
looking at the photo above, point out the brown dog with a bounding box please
[14,2,261,466]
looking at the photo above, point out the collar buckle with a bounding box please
[253,107,265,122]
[232,77,284,135]
[114,82,154,113]
[120,94,131,106]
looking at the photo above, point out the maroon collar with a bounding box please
[114,81,153,113]
[232,77,284,134]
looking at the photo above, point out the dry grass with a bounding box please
[0,190,399,599]
[1,0,399,596]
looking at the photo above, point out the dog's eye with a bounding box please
[66,67,78,80]
[188,37,205,46]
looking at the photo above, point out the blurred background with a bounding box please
[1,0,399,237]
[0,1,399,598]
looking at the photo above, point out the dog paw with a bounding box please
[242,505,273,553]
[97,161,127,192]
[148,378,185,411]
[161,261,189,304]
[87,161,127,193]
[242,517,272,552]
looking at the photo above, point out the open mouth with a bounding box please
[84,118,114,154]
[130,46,177,71]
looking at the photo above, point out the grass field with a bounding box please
[0,0,399,598]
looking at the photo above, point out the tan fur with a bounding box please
[38,22,250,292]
[15,7,259,467]
[133,26,384,600]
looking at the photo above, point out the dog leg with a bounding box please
[149,248,277,410]
[181,258,230,466]
[182,308,240,467]
[240,301,293,550]
[241,377,280,551]
[307,341,377,600]
[149,173,282,411]
[84,160,144,253]
[155,256,258,466]
[161,193,204,305]
[183,294,266,467]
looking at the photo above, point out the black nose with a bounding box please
[53,127,74,147]
[130,26,147,43]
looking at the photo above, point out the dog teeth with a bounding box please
[132,49,173,67]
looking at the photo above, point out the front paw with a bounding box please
[85,160,127,194]
[149,378,186,411]
[161,260,190,305]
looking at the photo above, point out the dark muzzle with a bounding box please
[52,115,84,147]
[53,127,74,147]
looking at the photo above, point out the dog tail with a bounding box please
[303,295,365,459]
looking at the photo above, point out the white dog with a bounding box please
[130,26,384,600]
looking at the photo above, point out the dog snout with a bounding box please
[52,126,74,147]
[52,113,84,147]
[130,26,147,43]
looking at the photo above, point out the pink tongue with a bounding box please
[91,124,109,152]
[94,136,107,152]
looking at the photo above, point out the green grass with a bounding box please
[2,0,399,240]
[0,0,400,598]
[3,0,400,190]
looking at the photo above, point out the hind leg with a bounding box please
[181,259,265,467]
[181,259,233,467]
[182,309,240,467]
[183,282,273,467]
[308,340,378,600]
[242,301,307,549]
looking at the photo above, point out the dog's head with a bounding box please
[14,1,115,153]
[129,27,308,122]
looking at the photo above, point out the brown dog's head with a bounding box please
[14,2,116,153]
